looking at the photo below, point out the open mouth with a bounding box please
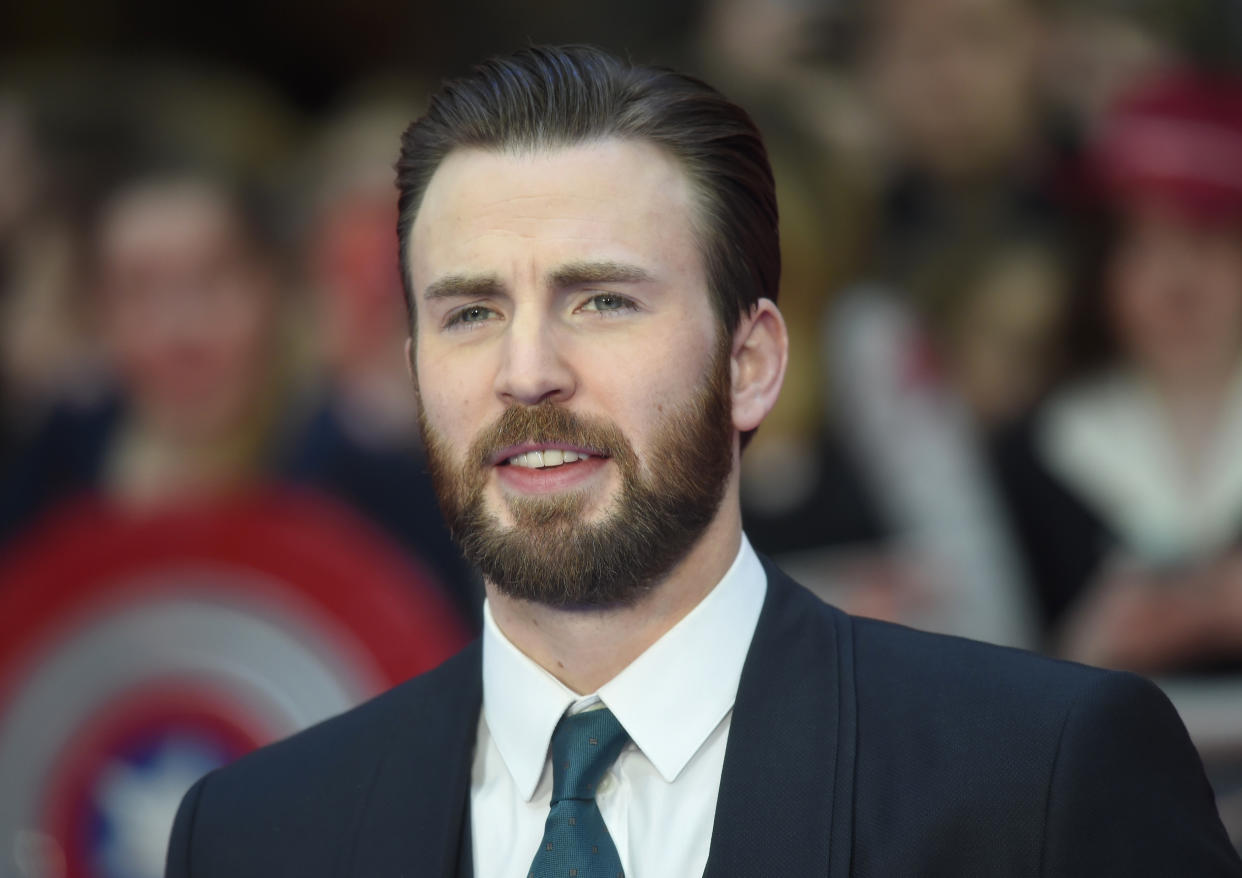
[492,443,611,495]
[493,441,609,470]
[504,449,597,469]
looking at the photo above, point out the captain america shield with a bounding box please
[0,486,471,878]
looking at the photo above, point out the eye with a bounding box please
[578,293,637,315]
[444,304,499,330]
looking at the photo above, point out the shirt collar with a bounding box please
[481,535,767,800]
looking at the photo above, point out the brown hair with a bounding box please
[395,45,780,334]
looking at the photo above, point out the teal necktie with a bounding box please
[527,708,629,878]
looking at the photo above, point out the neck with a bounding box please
[487,483,744,695]
[1147,358,1242,457]
[106,412,262,508]
[1147,345,1242,401]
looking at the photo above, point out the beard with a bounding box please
[420,339,735,609]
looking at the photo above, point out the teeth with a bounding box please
[506,449,589,469]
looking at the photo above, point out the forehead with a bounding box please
[407,138,704,296]
[100,185,239,266]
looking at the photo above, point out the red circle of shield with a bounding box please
[0,486,471,878]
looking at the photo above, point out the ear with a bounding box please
[730,298,788,433]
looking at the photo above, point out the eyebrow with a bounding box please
[423,273,504,302]
[422,260,655,303]
[549,260,655,288]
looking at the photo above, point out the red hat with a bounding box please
[1093,69,1242,220]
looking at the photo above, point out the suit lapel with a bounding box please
[339,562,857,877]
[703,559,857,877]
[457,797,475,878]
[347,643,482,878]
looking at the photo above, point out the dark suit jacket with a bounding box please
[166,559,1242,876]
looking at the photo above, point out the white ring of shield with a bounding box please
[0,566,390,855]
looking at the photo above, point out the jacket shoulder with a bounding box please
[210,640,477,792]
[839,610,1237,873]
[764,554,1106,712]
[850,611,1110,711]
[166,642,480,878]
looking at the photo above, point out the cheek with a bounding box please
[1107,249,1164,343]
[415,347,489,443]
[1108,250,1242,366]
[102,299,169,379]
[205,291,273,368]
[1197,251,1242,326]
[418,380,467,443]
[589,336,714,448]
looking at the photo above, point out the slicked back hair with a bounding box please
[395,45,780,337]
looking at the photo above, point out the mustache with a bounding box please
[469,403,635,469]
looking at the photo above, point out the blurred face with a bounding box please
[97,184,276,440]
[408,140,736,607]
[312,193,408,372]
[866,0,1041,178]
[703,0,824,84]
[950,247,1067,425]
[1108,203,1242,387]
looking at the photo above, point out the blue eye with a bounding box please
[580,294,635,314]
[445,305,497,329]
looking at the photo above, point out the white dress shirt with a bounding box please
[470,535,767,878]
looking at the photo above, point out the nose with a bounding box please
[493,310,576,406]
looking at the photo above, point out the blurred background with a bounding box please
[3,0,1242,873]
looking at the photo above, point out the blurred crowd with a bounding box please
[4,0,1242,872]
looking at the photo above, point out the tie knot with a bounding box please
[549,707,629,804]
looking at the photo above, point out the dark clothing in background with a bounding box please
[869,162,1067,295]
[993,413,1242,674]
[167,559,1241,877]
[741,430,888,557]
[0,395,479,629]
[0,396,119,550]
[275,398,481,627]
[991,414,1117,628]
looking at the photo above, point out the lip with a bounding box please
[490,442,609,467]
[494,453,610,495]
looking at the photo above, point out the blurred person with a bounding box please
[0,58,306,469]
[996,70,1242,674]
[861,0,1046,187]
[820,282,1039,648]
[834,0,1077,433]
[95,176,286,504]
[845,0,1082,440]
[0,172,288,539]
[167,46,1238,878]
[0,58,305,468]
[915,229,1072,428]
[279,94,481,624]
[856,0,1072,323]
[0,69,463,878]
[801,228,1071,647]
[0,167,473,878]
[776,0,1074,645]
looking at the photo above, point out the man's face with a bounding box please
[408,139,737,607]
